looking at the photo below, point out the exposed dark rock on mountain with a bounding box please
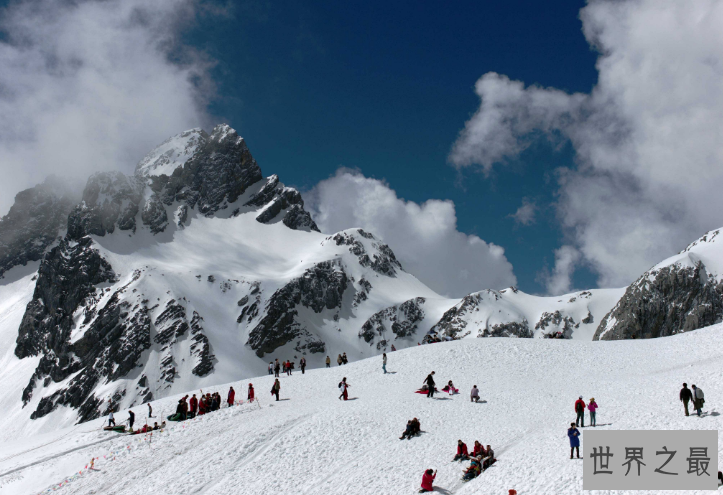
[247,260,348,357]
[0,176,79,277]
[359,297,426,345]
[67,172,144,239]
[535,311,576,338]
[327,229,402,276]
[431,291,533,339]
[594,260,723,340]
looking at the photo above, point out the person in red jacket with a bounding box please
[420,469,436,493]
[286,360,292,376]
[453,440,469,461]
[227,387,235,407]
[198,396,207,415]
[575,396,586,427]
[248,383,255,402]
[189,394,198,418]
[472,440,486,457]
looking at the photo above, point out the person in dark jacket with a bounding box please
[148,403,153,418]
[128,410,135,430]
[271,379,280,401]
[453,440,469,461]
[568,422,581,459]
[680,383,693,416]
[274,359,281,377]
[228,387,235,407]
[425,372,436,398]
[400,420,415,440]
[300,357,306,374]
[575,396,586,427]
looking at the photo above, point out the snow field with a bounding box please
[1,323,722,495]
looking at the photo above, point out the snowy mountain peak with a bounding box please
[135,128,208,177]
[209,123,242,144]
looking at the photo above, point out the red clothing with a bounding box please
[457,443,469,456]
[472,444,485,457]
[420,472,435,491]
[228,389,235,405]
[248,386,255,401]
[190,397,198,413]
[198,399,206,415]
[575,399,586,412]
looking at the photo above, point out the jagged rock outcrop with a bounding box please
[248,175,319,231]
[535,311,576,338]
[0,176,79,277]
[67,172,144,239]
[359,297,426,346]
[430,290,533,339]
[594,260,723,340]
[326,229,402,276]
[246,260,348,357]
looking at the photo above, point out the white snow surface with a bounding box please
[1,323,722,495]
[135,128,206,177]
[651,227,723,279]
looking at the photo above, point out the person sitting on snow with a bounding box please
[462,457,482,481]
[472,441,486,457]
[419,469,436,493]
[442,380,459,394]
[400,421,415,440]
[453,440,469,461]
[470,385,480,403]
[482,445,496,470]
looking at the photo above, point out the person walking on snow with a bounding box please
[453,440,469,461]
[271,379,280,401]
[575,396,586,427]
[568,422,581,459]
[248,383,255,402]
[424,372,436,398]
[588,398,598,427]
[692,384,705,416]
[268,362,273,375]
[680,383,693,416]
[300,357,306,374]
[337,354,343,366]
[228,387,235,407]
[147,403,153,418]
[383,353,387,374]
[274,359,280,377]
[326,356,331,368]
[128,410,135,430]
[470,385,480,403]
[419,469,436,493]
[286,360,292,376]
[339,377,350,400]
[108,410,115,427]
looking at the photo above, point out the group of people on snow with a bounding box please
[574,396,599,427]
[679,383,705,416]
[399,418,421,440]
[452,440,496,480]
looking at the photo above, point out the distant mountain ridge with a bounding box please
[0,124,720,427]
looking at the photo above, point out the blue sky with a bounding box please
[3,0,717,298]
[185,0,598,294]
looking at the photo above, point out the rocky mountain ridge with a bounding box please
[1,124,722,427]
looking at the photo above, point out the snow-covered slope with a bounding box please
[134,128,207,177]
[1,323,721,495]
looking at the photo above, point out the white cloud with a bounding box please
[510,199,537,226]
[0,0,221,214]
[449,0,723,288]
[306,169,517,298]
[539,245,581,296]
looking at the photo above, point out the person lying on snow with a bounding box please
[453,440,469,461]
[419,469,436,493]
[441,380,459,394]
[462,457,482,481]
[415,384,439,395]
